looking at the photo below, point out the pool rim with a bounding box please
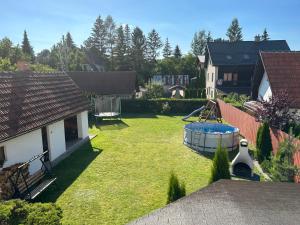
[184,122,239,135]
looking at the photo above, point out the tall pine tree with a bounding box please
[162,38,172,58]
[124,24,132,70]
[174,45,182,59]
[85,16,107,56]
[66,32,76,49]
[114,26,127,70]
[261,28,270,41]
[105,15,116,70]
[131,27,146,71]
[191,30,207,55]
[22,30,34,61]
[131,27,147,83]
[226,18,243,42]
[146,29,162,63]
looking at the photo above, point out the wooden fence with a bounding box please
[217,99,300,173]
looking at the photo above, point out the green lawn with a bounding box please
[38,114,212,225]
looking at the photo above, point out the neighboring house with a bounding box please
[0,71,90,174]
[150,75,190,92]
[129,180,300,225]
[252,51,300,112]
[204,40,290,99]
[68,71,137,99]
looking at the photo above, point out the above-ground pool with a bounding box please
[183,122,239,152]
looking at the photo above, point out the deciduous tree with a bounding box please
[256,90,293,129]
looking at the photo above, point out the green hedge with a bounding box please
[121,99,207,114]
[0,199,62,225]
[185,89,206,99]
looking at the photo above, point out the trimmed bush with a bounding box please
[122,99,207,114]
[256,122,273,163]
[270,133,298,182]
[0,199,62,225]
[167,172,186,204]
[209,144,231,183]
[256,124,263,152]
[260,159,272,173]
[142,84,165,99]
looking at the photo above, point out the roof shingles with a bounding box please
[207,40,290,66]
[261,52,300,108]
[129,180,300,225]
[68,71,137,96]
[0,71,89,142]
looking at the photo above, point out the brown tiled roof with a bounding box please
[129,180,300,225]
[68,71,136,96]
[0,71,89,143]
[260,51,300,108]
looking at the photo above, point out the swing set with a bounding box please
[8,151,56,200]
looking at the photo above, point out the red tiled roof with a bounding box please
[0,71,89,142]
[68,71,136,96]
[261,51,300,108]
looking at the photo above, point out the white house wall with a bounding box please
[258,72,272,101]
[47,120,66,161]
[77,111,89,139]
[1,129,43,174]
[206,57,218,99]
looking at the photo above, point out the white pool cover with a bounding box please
[183,122,239,152]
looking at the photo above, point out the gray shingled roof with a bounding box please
[68,71,136,96]
[0,71,89,143]
[207,40,290,66]
[128,180,300,225]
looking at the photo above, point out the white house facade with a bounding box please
[205,56,218,99]
[252,52,300,120]
[257,72,272,101]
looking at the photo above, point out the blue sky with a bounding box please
[1,0,300,54]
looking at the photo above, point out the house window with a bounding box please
[212,73,214,82]
[224,73,232,81]
[0,146,5,167]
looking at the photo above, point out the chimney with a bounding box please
[16,60,30,72]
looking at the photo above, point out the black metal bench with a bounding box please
[8,151,56,200]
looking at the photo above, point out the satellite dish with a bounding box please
[217,79,223,86]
